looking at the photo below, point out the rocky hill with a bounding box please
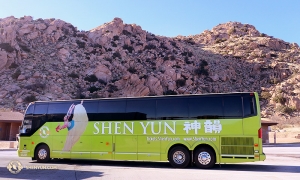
[0,16,299,120]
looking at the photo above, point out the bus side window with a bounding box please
[243,96,256,117]
[98,100,126,120]
[189,96,223,119]
[126,99,156,120]
[32,103,49,131]
[223,96,243,118]
[156,98,189,120]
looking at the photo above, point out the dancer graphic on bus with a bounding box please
[56,100,88,151]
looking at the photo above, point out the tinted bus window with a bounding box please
[156,98,189,120]
[126,99,156,120]
[25,104,34,115]
[189,97,223,119]
[32,103,49,132]
[98,100,126,120]
[223,96,243,118]
[82,101,99,121]
[47,102,76,122]
[243,96,256,117]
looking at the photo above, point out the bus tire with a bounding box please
[35,144,50,163]
[168,146,190,168]
[194,147,215,169]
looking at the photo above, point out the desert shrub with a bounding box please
[98,79,107,85]
[9,62,19,69]
[176,79,186,87]
[163,90,177,95]
[88,86,100,93]
[84,74,98,82]
[170,55,176,60]
[68,72,79,78]
[111,41,117,47]
[113,35,119,41]
[12,69,21,79]
[123,44,133,53]
[260,91,272,100]
[76,40,85,48]
[144,44,156,50]
[200,60,208,66]
[228,28,236,35]
[273,94,286,105]
[25,83,46,90]
[122,30,131,36]
[108,84,118,93]
[0,43,14,52]
[19,44,30,52]
[24,95,37,103]
[194,67,208,76]
[128,67,137,73]
[112,52,121,59]
[276,105,296,114]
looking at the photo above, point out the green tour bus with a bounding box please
[18,92,266,168]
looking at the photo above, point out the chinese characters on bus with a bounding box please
[183,120,222,134]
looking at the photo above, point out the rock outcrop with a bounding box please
[0,16,299,119]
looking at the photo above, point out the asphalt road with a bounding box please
[0,144,299,180]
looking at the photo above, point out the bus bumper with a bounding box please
[18,149,31,157]
[260,152,266,161]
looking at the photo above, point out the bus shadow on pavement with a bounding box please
[29,159,300,173]
[216,164,300,173]
[0,166,103,179]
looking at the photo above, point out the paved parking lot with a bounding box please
[0,144,299,180]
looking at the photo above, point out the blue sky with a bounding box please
[0,0,299,45]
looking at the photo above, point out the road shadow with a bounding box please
[263,142,300,147]
[29,159,300,173]
[0,166,103,179]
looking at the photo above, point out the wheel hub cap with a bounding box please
[173,151,186,164]
[38,149,47,160]
[198,152,211,165]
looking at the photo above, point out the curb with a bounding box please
[0,149,17,151]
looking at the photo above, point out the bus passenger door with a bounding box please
[114,135,137,160]
[90,135,113,160]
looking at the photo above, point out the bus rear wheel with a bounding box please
[168,146,190,168]
[194,147,215,169]
[35,144,50,163]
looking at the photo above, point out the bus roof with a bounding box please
[30,92,257,104]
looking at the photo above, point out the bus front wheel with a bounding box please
[194,147,215,169]
[168,146,190,168]
[35,144,50,163]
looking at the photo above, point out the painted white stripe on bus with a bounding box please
[221,154,254,157]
